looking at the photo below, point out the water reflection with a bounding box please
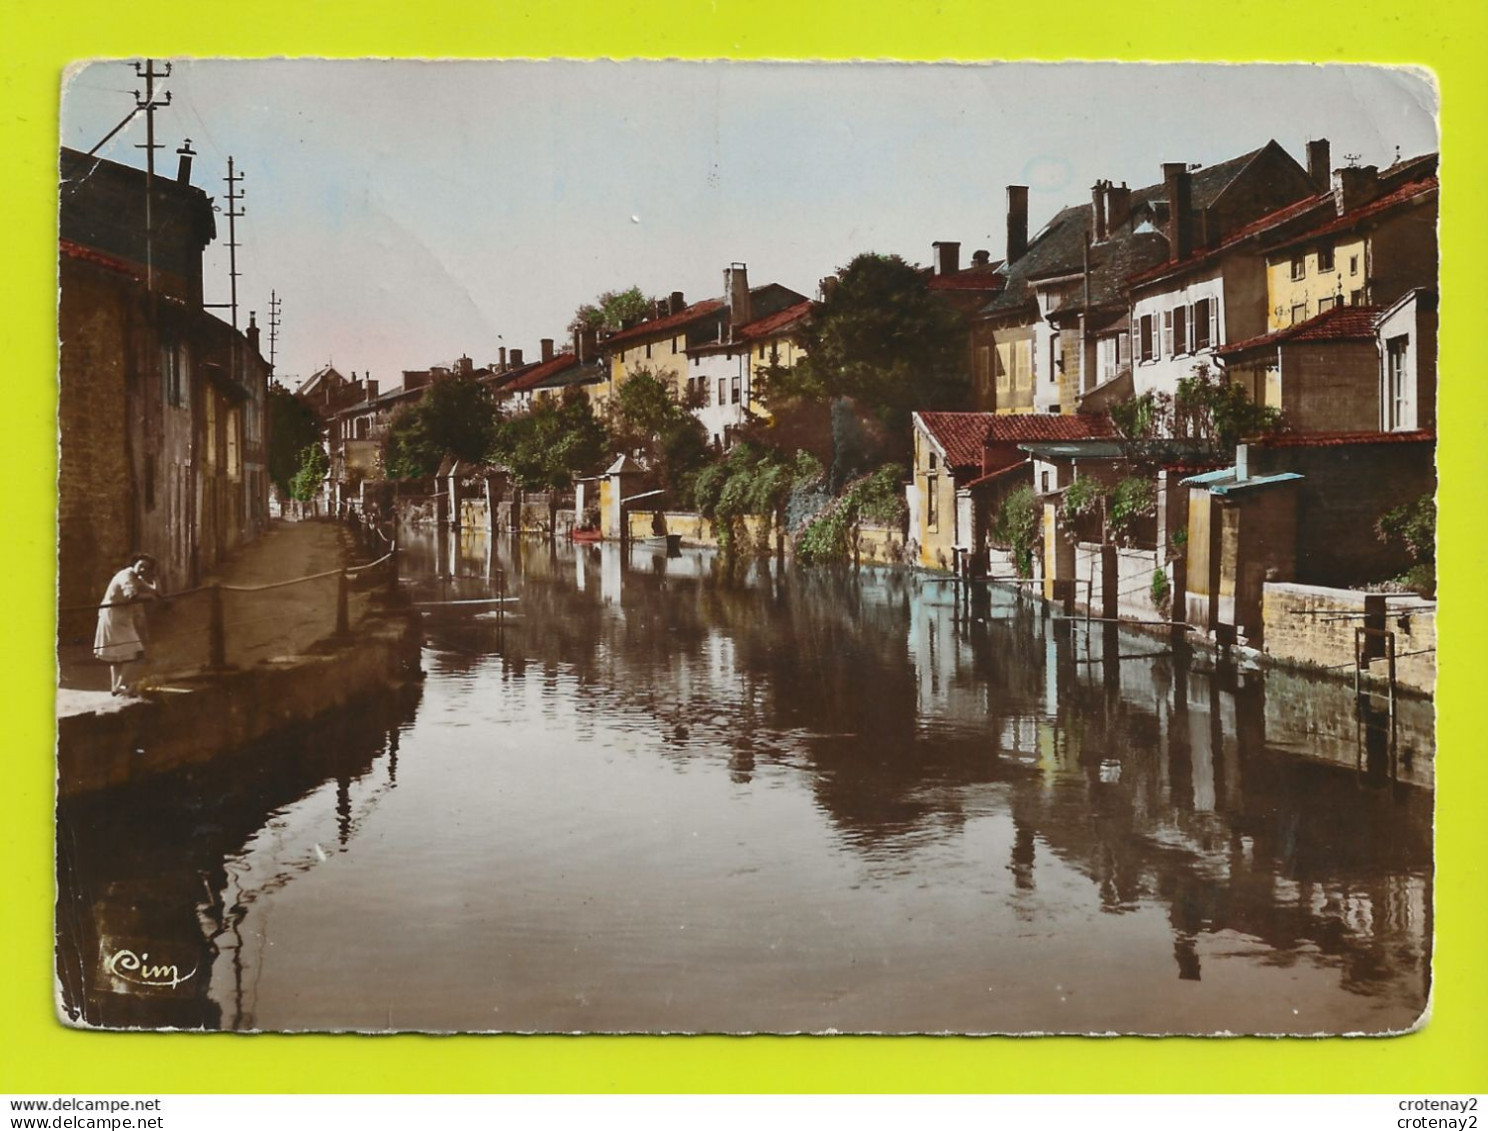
[57,527,1431,1033]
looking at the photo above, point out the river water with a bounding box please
[57,530,1433,1034]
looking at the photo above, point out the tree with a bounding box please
[267,382,323,493]
[767,253,969,449]
[606,369,710,503]
[568,286,656,335]
[1375,493,1436,595]
[489,388,609,491]
[288,444,329,503]
[383,375,498,479]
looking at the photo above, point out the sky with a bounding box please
[60,60,1438,391]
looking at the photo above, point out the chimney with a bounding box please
[972,249,991,268]
[1091,181,1108,242]
[1333,165,1380,216]
[932,241,960,276]
[1006,186,1029,264]
[541,338,554,363]
[818,275,839,301]
[510,348,524,367]
[456,354,473,377]
[1307,139,1331,194]
[1163,162,1194,263]
[176,139,196,185]
[366,378,378,400]
[498,346,507,371]
[246,311,260,353]
[725,263,751,335]
[1234,443,1249,484]
[1106,182,1132,232]
[669,291,685,316]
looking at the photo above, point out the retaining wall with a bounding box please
[1261,581,1435,694]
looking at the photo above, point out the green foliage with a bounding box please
[268,382,323,493]
[568,286,656,335]
[1110,390,1168,442]
[1107,476,1157,547]
[775,253,968,450]
[693,444,824,554]
[1375,493,1436,595]
[1061,475,1104,520]
[490,389,608,491]
[989,484,1039,578]
[288,444,329,502]
[383,375,498,480]
[1174,363,1284,450]
[1151,567,1172,615]
[794,464,908,565]
[607,369,711,504]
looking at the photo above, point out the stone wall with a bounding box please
[1261,580,1435,694]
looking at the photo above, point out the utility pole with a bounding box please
[267,290,282,369]
[223,157,245,329]
[133,59,172,294]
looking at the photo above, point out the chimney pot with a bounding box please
[1006,186,1029,264]
[932,240,960,276]
[245,311,260,353]
[972,249,991,267]
[541,338,554,363]
[1106,182,1132,232]
[669,291,685,316]
[176,140,195,185]
[1091,181,1109,243]
[510,348,524,367]
[498,346,507,371]
[725,263,751,338]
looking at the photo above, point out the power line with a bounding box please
[132,59,171,294]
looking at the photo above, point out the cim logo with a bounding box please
[104,948,196,989]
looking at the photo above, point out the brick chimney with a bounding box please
[1307,139,1331,194]
[725,263,751,337]
[1006,186,1029,265]
[510,348,524,367]
[932,241,960,275]
[972,249,991,267]
[246,311,260,353]
[498,347,507,371]
[1333,165,1380,215]
[669,291,685,316]
[1091,181,1108,243]
[455,354,473,376]
[366,378,379,400]
[1106,182,1132,232]
[541,338,554,363]
[176,139,196,185]
[1163,162,1194,263]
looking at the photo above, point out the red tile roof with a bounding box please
[1253,429,1434,448]
[1217,304,1383,356]
[916,412,995,469]
[601,299,726,349]
[965,460,1032,489]
[985,414,1116,443]
[499,351,580,394]
[927,268,1006,292]
[734,299,813,341]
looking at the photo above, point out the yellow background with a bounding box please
[2,0,1484,1094]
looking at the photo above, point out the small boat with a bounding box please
[571,527,603,543]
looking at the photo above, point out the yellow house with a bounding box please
[1262,160,1436,331]
[911,412,994,570]
[593,293,728,411]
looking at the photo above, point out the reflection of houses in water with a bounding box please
[57,691,419,1030]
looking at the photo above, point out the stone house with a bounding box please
[58,145,270,627]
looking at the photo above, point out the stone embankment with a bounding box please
[56,520,422,797]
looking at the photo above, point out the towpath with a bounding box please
[58,520,375,718]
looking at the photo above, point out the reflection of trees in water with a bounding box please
[56,688,420,1031]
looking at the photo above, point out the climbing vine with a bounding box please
[794,464,907,565]
[989,485,1039,578]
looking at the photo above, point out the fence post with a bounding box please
[386,544,399,598]
[208,584,226,670]
[336,569,350,636]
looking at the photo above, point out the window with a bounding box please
[1387,335,1410,429]
[1013,340,1032,389]
[1099,336,1118,381]
[1193,297,1213,351]
[1317,295,1337,315]
[926,475,939,532]
[730,375,741,404]
[226,408,242,482]
[1049,337,1060,383]
[160,341,188,408]
[1172,305,1188,355]
[1350,254,1360,277]
[672,336,680,353]
[645,342,652,359]
[1040,470,1051,493]
[928,451,938,471]
[994,344,1011,391]
[1350,287,1366,306]
[1290,302,1308,326]
[1139,314,1156,362]
[1290,254,1306,281]
[1162,309,1174,358]
[205,394,217,469]
[1317,244,1335,272]
[718,378,727,404]
[758,342,767,360]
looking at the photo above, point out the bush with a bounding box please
[794,464,907,565]
[990,485,1039,578]
[1375,494,1436,596]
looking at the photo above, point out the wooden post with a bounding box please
[1387,630,1397,721]
[208,584,226,670]
[336,569,350,636]
[386,544,399,598]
